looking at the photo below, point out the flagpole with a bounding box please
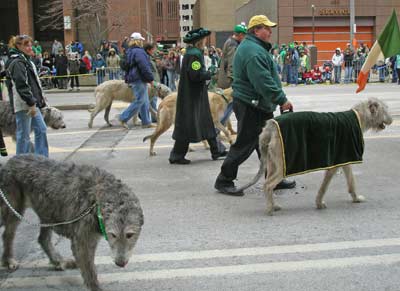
[350,0,355,49]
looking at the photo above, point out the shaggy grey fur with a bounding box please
[0,155,143,291]
[0,100,66,141]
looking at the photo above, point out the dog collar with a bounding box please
[97,205,108,241]
[215,89,229,104]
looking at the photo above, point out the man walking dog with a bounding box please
[214,15,296,195]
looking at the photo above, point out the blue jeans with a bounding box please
[221,102,233,126]
[291,65,298,84]
[150,96,158,122]
[109,69,119,80]
[344,66,353,83]
[119,81,151,125]
[166,70,176,91]
[16,109,48,157]
[96,72,104,85]
[285,65,292,84]
[334,66,342,83]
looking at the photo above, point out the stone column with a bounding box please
[18,0,34,37]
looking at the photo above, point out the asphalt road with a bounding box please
[1,83,400,291]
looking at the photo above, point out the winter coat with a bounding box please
[148,55,160,83]
[332,53,343,66]
[217,36,239,89]
[106,54,120,68]
[54,54,68,75]
[172,46,215,143]
[125,46,153,84]
[232,34,287,113]
[6,48,46,112]
[68,59,80,75]
[51,42,63,56]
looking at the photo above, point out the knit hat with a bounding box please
[248,15,277,29]
[183,28,211,44]
[234,23,247,34]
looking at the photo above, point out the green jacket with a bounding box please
[232,34,287,113]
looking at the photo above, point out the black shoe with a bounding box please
[212,150,228,160]
[169,158,191,165]
[274,179,296,190]
[214,183,244,196]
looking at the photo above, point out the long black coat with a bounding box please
[54,54,68,76]
[172,47,216,142]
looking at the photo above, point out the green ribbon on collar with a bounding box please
[97,205,108,241]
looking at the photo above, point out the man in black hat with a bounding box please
[169,28,227,164]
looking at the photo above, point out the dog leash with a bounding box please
[0,187,97,228]
[215,88,229,104]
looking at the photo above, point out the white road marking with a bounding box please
[3,253,400,288]
[11,237,400,269]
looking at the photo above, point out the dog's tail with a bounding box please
[143,134,152,142]
[233,159,265,193]
[87,103,96,112]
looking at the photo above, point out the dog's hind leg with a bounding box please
[104,103,113,127]
[342,165,365,203]
[38,228,76,271]
[1,186,24,270]
[88,106,102,128]
[316,167,338,209]
[264,156,283,216]
[71,236,102,291]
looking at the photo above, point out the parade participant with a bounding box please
[118,32,154,128]
[6,35,48,157]
[169,28,227,164]
[214,15,295,195]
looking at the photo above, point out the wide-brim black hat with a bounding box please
[183,27,211,44]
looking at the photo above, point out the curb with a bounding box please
[44,88,96,94]
[54,104,92,111]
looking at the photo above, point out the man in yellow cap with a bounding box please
[215,15,295,195]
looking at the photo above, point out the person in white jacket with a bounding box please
[332,48,343,83]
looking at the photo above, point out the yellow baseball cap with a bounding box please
[248,15,277,29]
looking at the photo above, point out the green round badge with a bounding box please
[191,61,201,70]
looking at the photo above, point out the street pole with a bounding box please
[350,0,355,49]
[311,4,315,45]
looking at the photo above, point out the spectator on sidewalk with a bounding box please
[343,43,354,83]
[51,39,63,56]
[54,49,68,89]
[106,48,120,80]
[92,54,106,85]
[332,48,343,84]
[68,52,80,91]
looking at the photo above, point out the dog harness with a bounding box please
[273,109,364,177]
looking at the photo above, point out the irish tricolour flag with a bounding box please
[356,10,400,93]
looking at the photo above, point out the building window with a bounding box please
[156,0,163,17]
[182,4,189,10]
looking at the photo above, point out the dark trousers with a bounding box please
[169,137,223,161]
[0,128,6,149]
[216,99,273,186]
[70,76,80,88]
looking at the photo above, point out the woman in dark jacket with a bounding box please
[169,28,227,164]
[6,35,48,157]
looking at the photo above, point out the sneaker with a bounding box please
[274,179,296,190]
[115,114,129,129]
[68,88,73,91]
[214,182,244,196]
[142,123,157,129]
[0,148,8,157]
[169,158,191,165]
[76,87,80,91]
[212,150,228,160]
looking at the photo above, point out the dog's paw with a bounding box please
[52,259,76,271]
[3,258,19,271]
[316,201,327,209]
[266,207,274,216]
[273,204,281,211]
[352,195,365,203]
[150,151,157,156]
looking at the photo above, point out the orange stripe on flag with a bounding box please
[356,71,369,93]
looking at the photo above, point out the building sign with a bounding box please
[319,8,350,16]
[64,16,71,30]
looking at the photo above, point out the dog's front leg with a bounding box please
[38,228,76,271]
[316,168,338,209]
[342,165,365,203]
[71,236,102,291]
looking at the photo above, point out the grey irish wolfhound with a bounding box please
[0,154,144,291]
[0,100,66,141]
[88,80,171,128]
[235,97,393,215]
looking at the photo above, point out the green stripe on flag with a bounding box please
[377,9,400,57]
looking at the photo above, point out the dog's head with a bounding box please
[154,83,171,100]
[354,98,392,132]
[41,106,66,129]
[101,183,143,268]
